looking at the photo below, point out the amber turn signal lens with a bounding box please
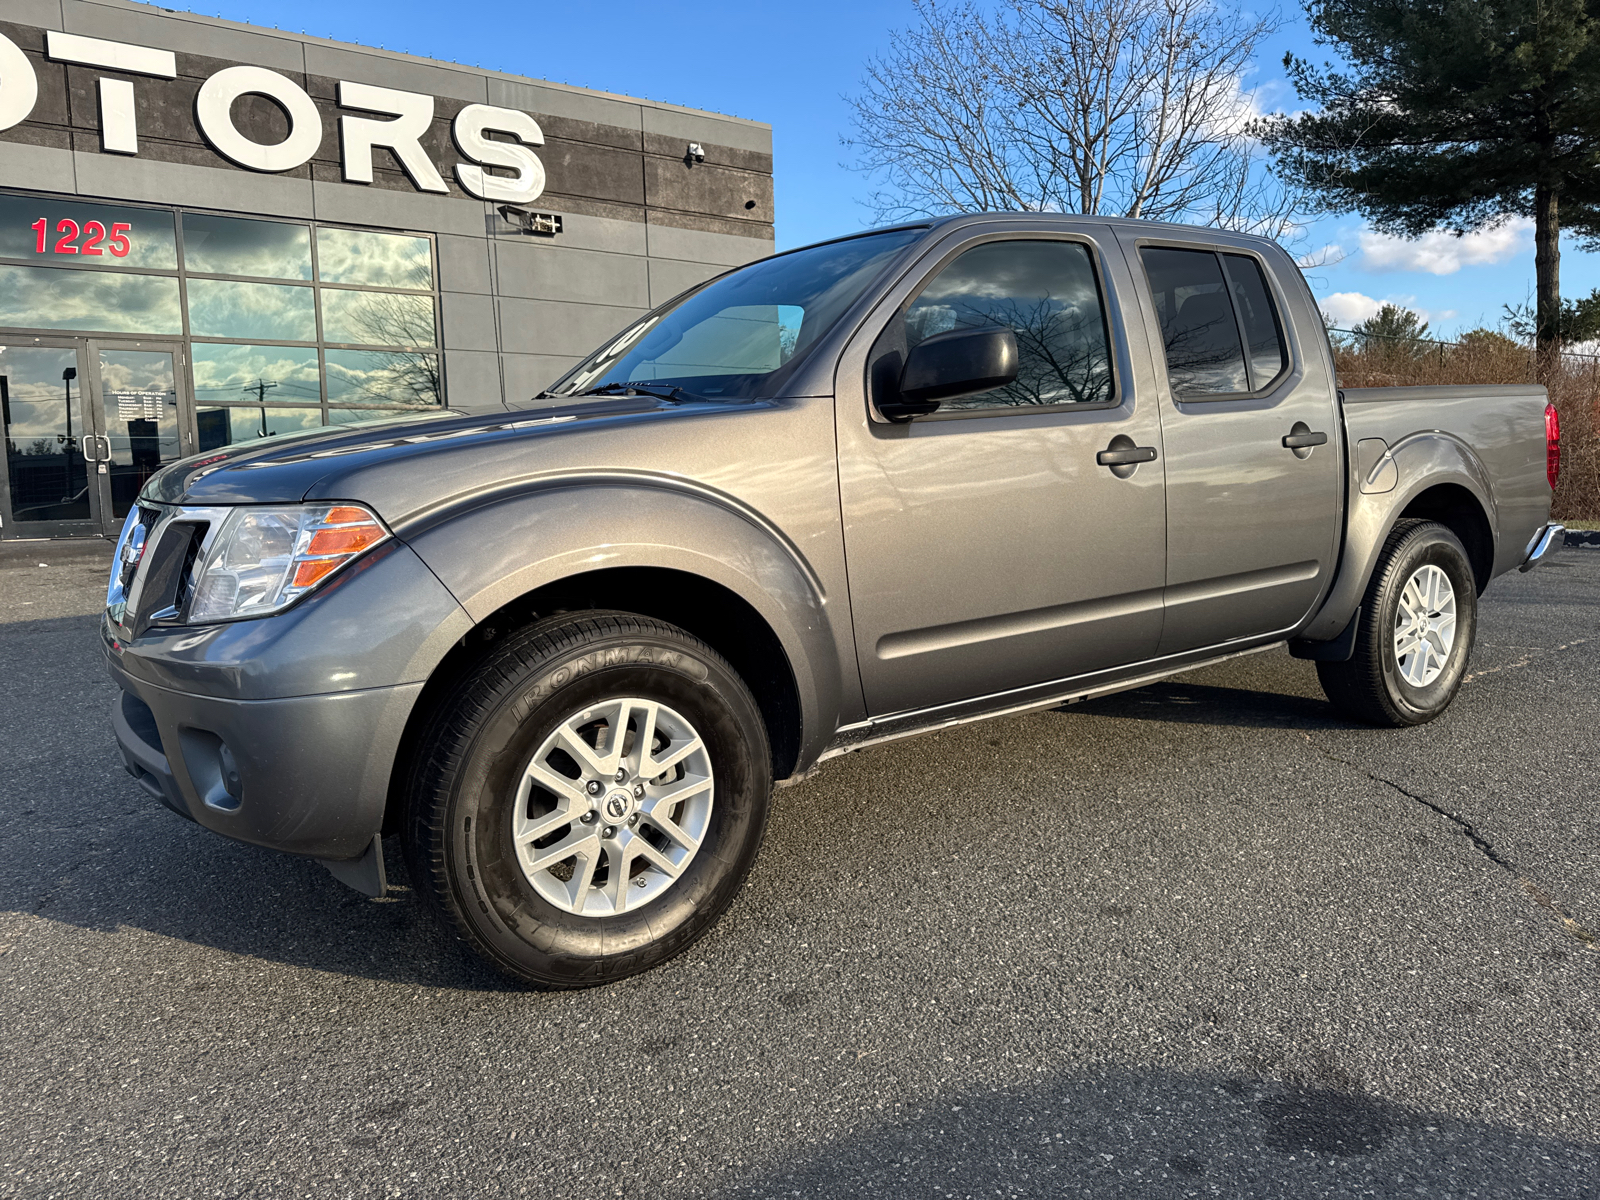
[291,558,343,589]
[307,524,385,556]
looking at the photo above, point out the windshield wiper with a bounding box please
[572,383,699,404]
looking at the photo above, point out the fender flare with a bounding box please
[398,473,848,770]
[1298,432,1496,643]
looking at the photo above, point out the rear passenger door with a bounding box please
[1120,235,1342,654]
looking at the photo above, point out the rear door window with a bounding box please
[1222,253,1288,390]
[1139,246,1248,396]
[1140,246,1291,397]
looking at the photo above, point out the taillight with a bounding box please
[1546,403,1561,491]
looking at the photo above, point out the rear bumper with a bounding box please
[1520,523,1564,572]
[108,656,422,862]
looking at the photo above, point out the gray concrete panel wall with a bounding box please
[0,0,776,414]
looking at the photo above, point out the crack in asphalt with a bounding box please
[1307,736,1597,949]
[1462,637,1588,684]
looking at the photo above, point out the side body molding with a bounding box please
[402,477,848,771]
[1297,431,1496,642]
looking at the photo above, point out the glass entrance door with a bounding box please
[0,340,99,538]
[85,342,190,534]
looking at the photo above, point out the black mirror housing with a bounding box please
[879,326,1019,421]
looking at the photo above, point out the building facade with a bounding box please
[0,0,774,539]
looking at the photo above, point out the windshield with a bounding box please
[541,228,925,402]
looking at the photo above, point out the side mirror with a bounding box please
[878,326,1019,421]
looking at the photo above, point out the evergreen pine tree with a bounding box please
[1261,0,1600,349]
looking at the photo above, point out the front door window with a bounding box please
[95,348,183,521]
[0,344,92,529]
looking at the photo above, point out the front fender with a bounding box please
[402,476,847,771]
[1298,432,1495,642]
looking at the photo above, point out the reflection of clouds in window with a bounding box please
[98,351,175,401]
[0,266,182,334]
[0,195,177,269]
[187,278,317,341]
[191,343,322,405]
[182,214,312,280]
[0,347,81,445]
[321,289,436,347]
[904,241,1115,409]
[326,349,441,407]
[316,228,432,288]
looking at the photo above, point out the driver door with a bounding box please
[834,225,1169,717]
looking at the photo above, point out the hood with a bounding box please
[141,397,671,507]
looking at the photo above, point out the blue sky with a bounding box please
[196,0,1600,339]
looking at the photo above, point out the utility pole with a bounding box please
[246,378,278,437]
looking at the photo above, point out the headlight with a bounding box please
[187,503,389,622]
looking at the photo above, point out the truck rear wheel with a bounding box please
[1316,519,1478,727]
[403,612,771,988]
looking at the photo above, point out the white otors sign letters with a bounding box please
[0,29,549,196]
[452,105,548,204]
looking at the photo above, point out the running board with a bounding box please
[820,640,1286,761]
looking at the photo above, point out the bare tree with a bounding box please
[845,0,1298,235]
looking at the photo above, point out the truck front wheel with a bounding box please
[1316,518,1478,726]
[403,612,771,988]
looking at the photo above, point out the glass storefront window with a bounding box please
[187,278,317,342]
[320,288,436,348]
[182,213,313,280]
[0,191,444,454]
[316,227,433,289]
[191,343,322,407]
[0,194,177,270]
[0,265,182,335]
[195,404,326,451]
[326,349,442,407]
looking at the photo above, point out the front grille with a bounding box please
[171,527,207,613]
[129,521,208,637]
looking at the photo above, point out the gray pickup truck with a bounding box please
[104,214,1563,987]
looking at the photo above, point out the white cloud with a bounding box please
[1317,292,1448,330]
[1320,292,1384,326]
[1358,218,1532,275]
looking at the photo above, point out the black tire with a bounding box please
[1317,518,1478,726]
[403,611,771,989]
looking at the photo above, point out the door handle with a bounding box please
[1282,430,1328,449]
[1096,445,1158,466]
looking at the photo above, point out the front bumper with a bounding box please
[1520,523,1565,572]
[109,657,423,862]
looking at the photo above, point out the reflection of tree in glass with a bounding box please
[1156,294,1245,389]
[921,295,1114,407]
[335,291,442,406]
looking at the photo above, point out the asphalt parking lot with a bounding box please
[1,539,1596,1199]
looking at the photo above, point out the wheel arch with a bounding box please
[1396,481,1494,593]
[1298,434,1497,642]
[383,483,850,834]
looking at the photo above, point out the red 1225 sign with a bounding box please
[31,218,132,257]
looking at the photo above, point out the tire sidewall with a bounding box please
[1376,529,1477,723]
[441,626,768,987]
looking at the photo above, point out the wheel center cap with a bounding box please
[602,790,634,822]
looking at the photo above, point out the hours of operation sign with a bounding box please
[113,389,168,421]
